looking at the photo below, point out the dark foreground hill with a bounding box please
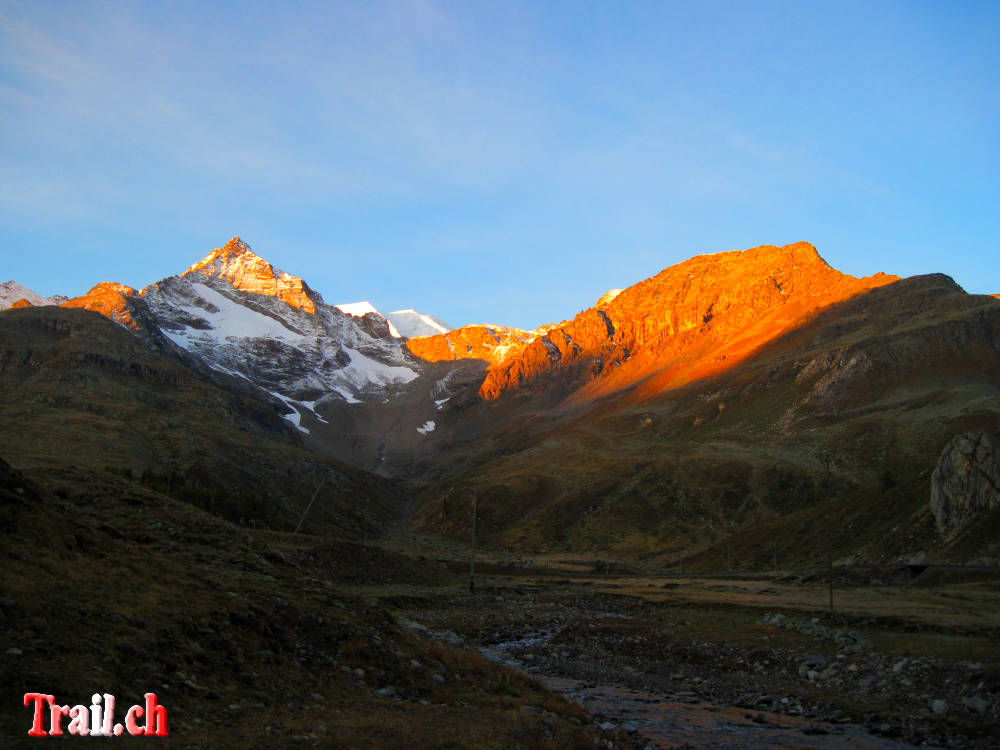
[0,458,596,748]
[0,305,408,538]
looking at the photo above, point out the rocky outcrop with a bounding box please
[930,433,1000,535]
[9,298,33,309]
[61,282,139,328]
[406,242,898,403]
[407,325,534,366]
[180,237,320,314]
[0,280,67,309]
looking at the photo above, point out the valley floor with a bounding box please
[4,460,998,749]
[351,557,1000,749]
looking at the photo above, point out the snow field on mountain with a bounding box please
[163,282,306,346]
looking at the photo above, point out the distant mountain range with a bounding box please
[0,280,68,308]
[3,237,999,565]
[335,301,452,339]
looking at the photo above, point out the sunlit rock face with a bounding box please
[406,325,535,366]
[412,242,898,402]
[62,282,140,328]
[181,237,319,314]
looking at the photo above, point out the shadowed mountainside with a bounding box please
[0,306,409,538]
[406,273,1000,567]
[8,239,1000,567]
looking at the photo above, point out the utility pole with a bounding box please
[469,493,477,593]
[828,542,834,611]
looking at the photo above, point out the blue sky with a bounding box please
[1,1,997,329]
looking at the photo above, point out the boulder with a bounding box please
[930,433,1000,534]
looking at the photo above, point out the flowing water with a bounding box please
[482,628,940,750]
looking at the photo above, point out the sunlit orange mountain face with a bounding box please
[407,242,898,404]
[5,237,1000,567]
[61,281,140,328]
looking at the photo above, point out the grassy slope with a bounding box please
[0,306,409,538]
[0,461,597,749]
[408,278,1000,568]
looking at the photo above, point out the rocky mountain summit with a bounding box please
[57,238,424,422]
[0,280,68,309]
[140,238,419,409]
[406,242,898,403]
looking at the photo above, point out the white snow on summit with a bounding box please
[336,301,381,317]
[386,309,451,338]
[163,282,306,348]
[0,281,67,309]
[141,244,421,406]
[336,301,452,339]
[336,301,403,337]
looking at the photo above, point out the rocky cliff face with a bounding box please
[182,238,319,313]
[61,281,139,328]
[930,433,1000,536]
[409,242,898,403]
[406,324,535,365]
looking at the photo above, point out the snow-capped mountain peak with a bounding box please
[336,302,452,339]
[335,300,381,317]
[178,236,319,314]
[133,240,420,414]
[386,309,451,338]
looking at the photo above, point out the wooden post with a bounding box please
[727,543,732,573]
[773,542,778,573]
[469,493,477,593]
[828,542,834,611]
